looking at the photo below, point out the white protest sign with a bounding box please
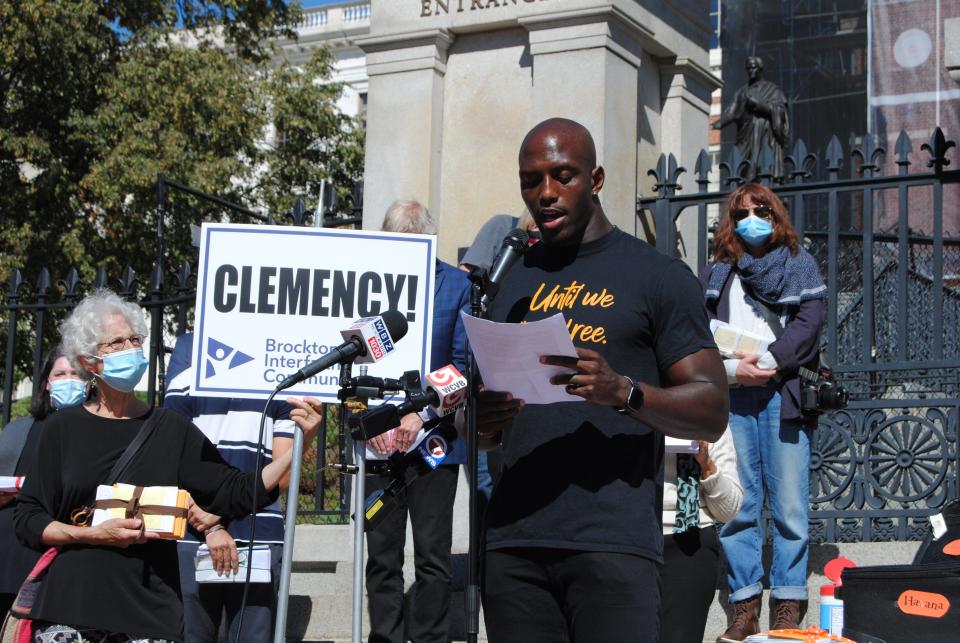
[192,223,435,401]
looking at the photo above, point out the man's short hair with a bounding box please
[745,56,764,70]
[382,200,437,235]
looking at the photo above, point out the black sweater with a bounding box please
[14,405,277,641]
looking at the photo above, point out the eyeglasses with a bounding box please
[731,204,773,222]
[96,335,144,354]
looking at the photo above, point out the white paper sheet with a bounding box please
[460,312,582,405]
[665,436,701,454]
[195,543,271,583]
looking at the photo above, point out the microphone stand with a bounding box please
[344,363,368,643]
[274,401,305,643]
[465,273,485,643]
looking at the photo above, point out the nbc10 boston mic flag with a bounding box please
[190,223,436,402]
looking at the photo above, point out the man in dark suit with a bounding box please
[365,200,471,643]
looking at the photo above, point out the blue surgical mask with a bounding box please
[736,215,774,247]
[92,347,149,393]
[49,378,86,409]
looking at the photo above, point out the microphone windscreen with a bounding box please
[503,228,530,250]
[380,309,409,343]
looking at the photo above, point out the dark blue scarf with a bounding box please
[705,245,826,312]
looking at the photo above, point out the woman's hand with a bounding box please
[205,527,239,576]
[0,492,15,509]
[695,441,718,480]
[187,498,221,533]
[286,397,324,442]
[734,353,777,387]
[85,518,159,548]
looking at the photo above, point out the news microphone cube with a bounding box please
[425,365,468,416]
[341,316,397,364]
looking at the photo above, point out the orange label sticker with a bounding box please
[942,539,960,556]
[897,590,951,618]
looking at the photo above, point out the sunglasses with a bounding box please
[731,204,773,221]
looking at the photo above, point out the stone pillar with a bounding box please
[947,18,960,84]
[357,29,453,231]
[520,10,649,234]
[658,57,719,266]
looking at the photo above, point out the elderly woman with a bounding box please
[14,289,322,643]
[702,184,826,641]
[0,349,86,616]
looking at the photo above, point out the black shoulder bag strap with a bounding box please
[105,407,167,485]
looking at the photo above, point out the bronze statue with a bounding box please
[713,56,790,181]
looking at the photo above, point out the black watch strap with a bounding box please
[615,376,644,415]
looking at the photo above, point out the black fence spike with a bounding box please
[895,130,913,174]
[93,268,109,290]
[922,127,956,172]
[175,261,195,291]
[60,268,82,301]
[35,267,52,296]
[290,197,306,226]
[694,149,712,192]
[785,138,816,183]
[826,135,844,178]
[853,133,885,177]
[6,269,24,300]
[118,266,137,297]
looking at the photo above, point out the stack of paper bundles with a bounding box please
[91,483,188,539]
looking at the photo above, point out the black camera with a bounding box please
[798,365,848,414]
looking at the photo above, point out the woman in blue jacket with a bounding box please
[703,183,826,642]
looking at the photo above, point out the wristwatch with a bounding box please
[615,376,644,415]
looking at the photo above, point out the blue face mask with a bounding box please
[93,347,149,393]
[735,215,774,247]
[50,378,86,409]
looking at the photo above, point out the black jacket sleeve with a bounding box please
[176,422,279,520]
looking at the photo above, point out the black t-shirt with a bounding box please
[14,405,276,642]
[485,227,715,561]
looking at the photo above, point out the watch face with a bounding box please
[627,384,644,410]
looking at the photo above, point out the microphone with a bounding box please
[348,365,469,441]
[484,228,530,302]
[276,310,409,391]
[362,422,458,532]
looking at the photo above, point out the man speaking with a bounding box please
[476,118,728,643]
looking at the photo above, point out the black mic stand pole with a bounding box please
[465,275,485,643]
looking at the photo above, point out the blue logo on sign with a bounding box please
[205,338,254,379]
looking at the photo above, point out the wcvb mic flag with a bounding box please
[426,365,468,416]
[191,223,436,402]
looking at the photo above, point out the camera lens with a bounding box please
[819,384,849,410]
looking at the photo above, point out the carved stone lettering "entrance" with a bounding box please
[419,0,547,18]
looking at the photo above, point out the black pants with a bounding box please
[659,526,721,643]
[482,548,661,643]
[365,464,459,643]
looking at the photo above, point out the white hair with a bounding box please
[381,200,437,235]
[59,288,148,380]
